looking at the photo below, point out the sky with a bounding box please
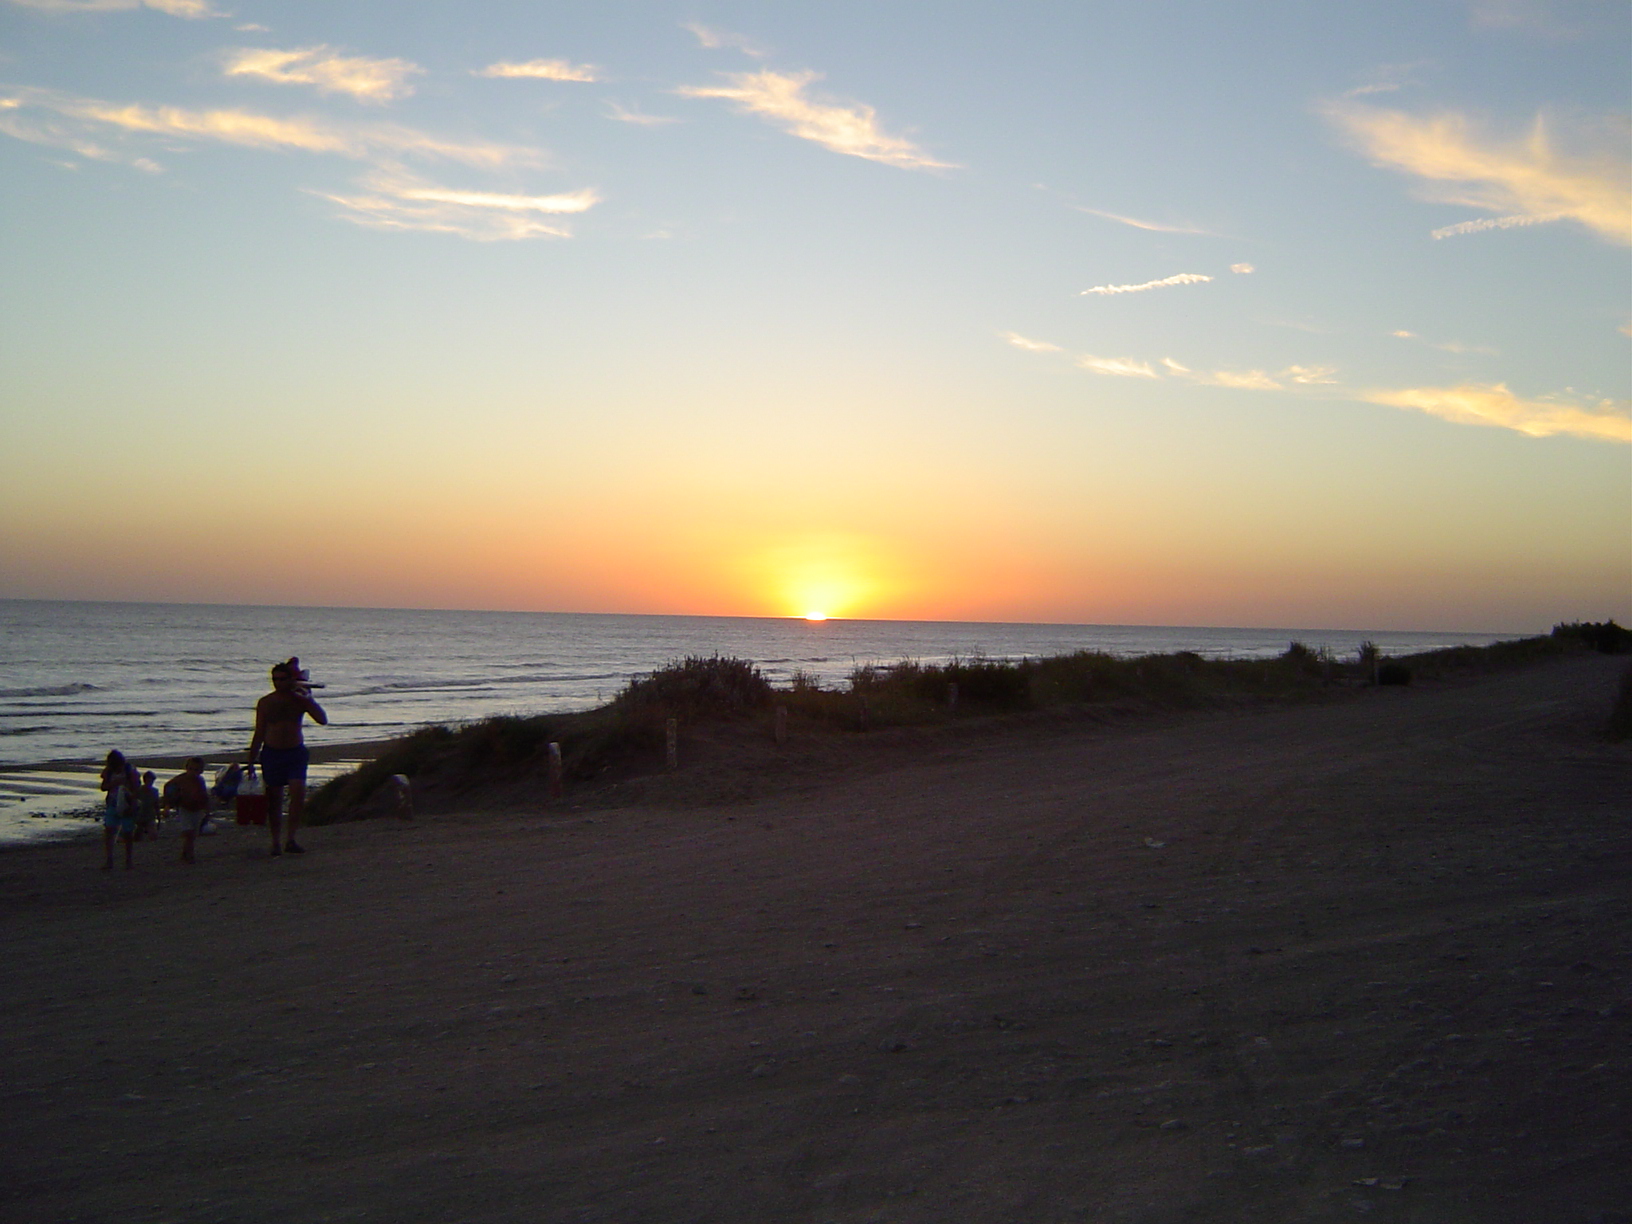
[0,0,1627,632]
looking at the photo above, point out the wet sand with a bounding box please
[1,654,1628,1223]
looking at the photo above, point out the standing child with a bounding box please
[134,770,161,842]
[100,750,139,870]
[166,757,212,865]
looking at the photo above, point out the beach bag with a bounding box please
[235,766,267,826]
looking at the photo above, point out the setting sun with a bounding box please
[803,611,829,622]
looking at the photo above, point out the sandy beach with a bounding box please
[2,652,1627,1223]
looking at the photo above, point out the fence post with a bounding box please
[947,681,958,712]
[774,705,787,745]
[390,773,413,820]
[547,742,563,801]
[666,718,678,770]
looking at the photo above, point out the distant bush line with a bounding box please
[306,620,1630,823]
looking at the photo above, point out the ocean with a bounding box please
[0,599,1513,843]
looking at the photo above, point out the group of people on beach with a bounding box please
[98,658,328,869]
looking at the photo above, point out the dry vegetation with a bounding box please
[307,622,1630,825]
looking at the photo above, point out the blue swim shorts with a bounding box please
[260,746,310,788]
[103,798,135,836]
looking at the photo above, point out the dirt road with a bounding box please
[2,654,1628,1223]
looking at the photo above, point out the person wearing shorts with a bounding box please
[166,757,212,864]
[246,660,327,858]
[100,749,139,870]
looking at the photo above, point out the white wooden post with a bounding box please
[390,773,413,820]
[547,742,563,800]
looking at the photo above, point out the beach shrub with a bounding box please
[308,628,1615,822]
[305,724,454,820]
[618,655,773,718]
[1279,641,1329,679]
[1554,620,1632,654]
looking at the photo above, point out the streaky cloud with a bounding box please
[1343,59,1432,98]
[1163,357,1337,389]
[0,87,537,168]
[605,101,679,126]
[1390,329,1499,355]
[1073,206,1215,235]
[1076,355,1158,379]
[224,46,423,104]
[394,184,598,213]
[683,22,768,58]
[677,70,957,171]
[1431,213,1562,239]
[1230,263,1255,274]
[1002,332,1061,353]
[1366,383,1630,443]
[1201,369,1282,390]
[477,59,599,83]
[1082,273,1212,296]
[314,170,596,241]
[1324,100,1632,246]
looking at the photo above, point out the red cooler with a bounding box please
[235,767,267,825]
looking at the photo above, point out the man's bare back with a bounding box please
[247,660,328,857]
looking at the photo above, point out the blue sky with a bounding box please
[1,0,1627,630]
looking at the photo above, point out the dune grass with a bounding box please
[306,623,1626,823]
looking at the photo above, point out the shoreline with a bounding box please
[0,738,398,849]
[0,736,400,775]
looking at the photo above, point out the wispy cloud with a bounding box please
[1163,357,1337,388]
[683,21,768,58]
[1366,382,1630,442]
[1077,355,1158,379]
[1021,336,1338,391]
[1467,0,1590,38]
[477,58,599,83]
[605,101,679,126]
[1431,212,1562,239]
[1073,206,1215,235]
[1230,263,1255,274]
[1002,331,1061,353]
[313,170,598,241]
[1081,272,1212,297]
[0,94,132,165]
[1390,329,1498,355]
[1324,101,1632,245]
[1261,318,1331,334]
[676,70,956,171]
[1207,370,1282,389]
[1343,60,1432,98]
[7,0,219,16]
[0,87,536,167]
[223,46,423,104]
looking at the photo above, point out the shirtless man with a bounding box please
[247,659,328,857]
